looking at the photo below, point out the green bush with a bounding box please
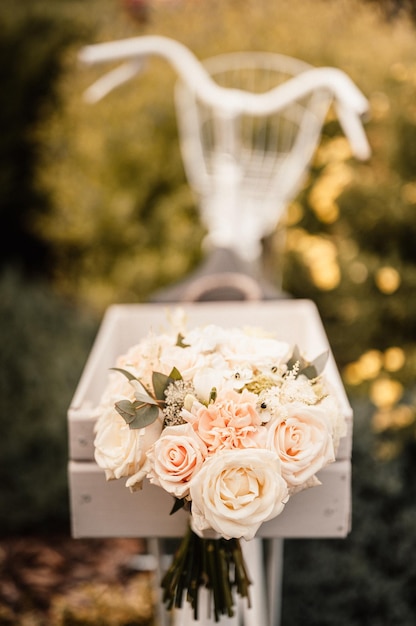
[0,269,98,534]
[0,1,95,274]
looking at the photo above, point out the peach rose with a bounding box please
[184,389,266,453]
[266,402,335,488]
[189,449,288,540]
[146,424,207,498]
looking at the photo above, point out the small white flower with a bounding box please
[192,367,226,404]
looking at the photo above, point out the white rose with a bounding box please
[189,449,288,540]
[94,405,163,490]
[117,333,176,386]
[158,344,205,379]
[146,424,207,498]
[221,330,291,370]
[184,325,230,353]
[318,389,347,452]
[266,402,335,488]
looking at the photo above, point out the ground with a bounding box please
[0,534,155,625]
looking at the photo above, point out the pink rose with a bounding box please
[266,402,335,488]
[185,389,266,453]
[146,424,207,498]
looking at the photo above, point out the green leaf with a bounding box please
[298,350,329,379]
[111,367,155,394]
[114,399,138,424]
[170,497,186,515]
[311,350,329,375]
[132,384,159,405]
[129,403,160,429]
[286,345,302,371]
[176,333,189,348]
[152,371,173,401]
[168,366,183,381]
[110,367,137,382]
[298,364,318,379]
[209,387,217,403]
[152,368,183,402]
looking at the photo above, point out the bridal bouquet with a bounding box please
[93,311,346,621]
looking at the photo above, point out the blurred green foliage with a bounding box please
[0,269,97,534]
[0,1,92,274]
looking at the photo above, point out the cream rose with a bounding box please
[146,424,207,498]
[115,332,177,388]
[189,449,288,540]
[220,330,291,370]
[266,402,335,488]
[94,405,163,491]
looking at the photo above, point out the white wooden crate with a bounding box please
[68,300,352,539]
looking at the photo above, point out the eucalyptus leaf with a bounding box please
[129,403,159,429]
[152,371,173,401]
[130,378,152,396]
[299,364,318,380]
[115,399,138,424]
[152,368,183,402]
[298,350,329,379]
[311,350,329,375]
[286,345,302,371]
[133,387,159,405]
[110,367,137,382]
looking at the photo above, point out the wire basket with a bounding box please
[175,52,333,260]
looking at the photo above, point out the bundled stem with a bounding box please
[161,526,251,622]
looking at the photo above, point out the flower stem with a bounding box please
[160,526,251,622]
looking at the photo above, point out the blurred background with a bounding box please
[2,0,416,624]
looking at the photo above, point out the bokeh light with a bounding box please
[369,377,404,409]
[375,267,401,294]
[372,404,414,432]
[384,346,405,372]
[286,229,341,290]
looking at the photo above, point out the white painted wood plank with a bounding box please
[69,459,351,539]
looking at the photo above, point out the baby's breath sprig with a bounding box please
[163,379,195,427]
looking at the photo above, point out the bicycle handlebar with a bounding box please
[79,35,371,160]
